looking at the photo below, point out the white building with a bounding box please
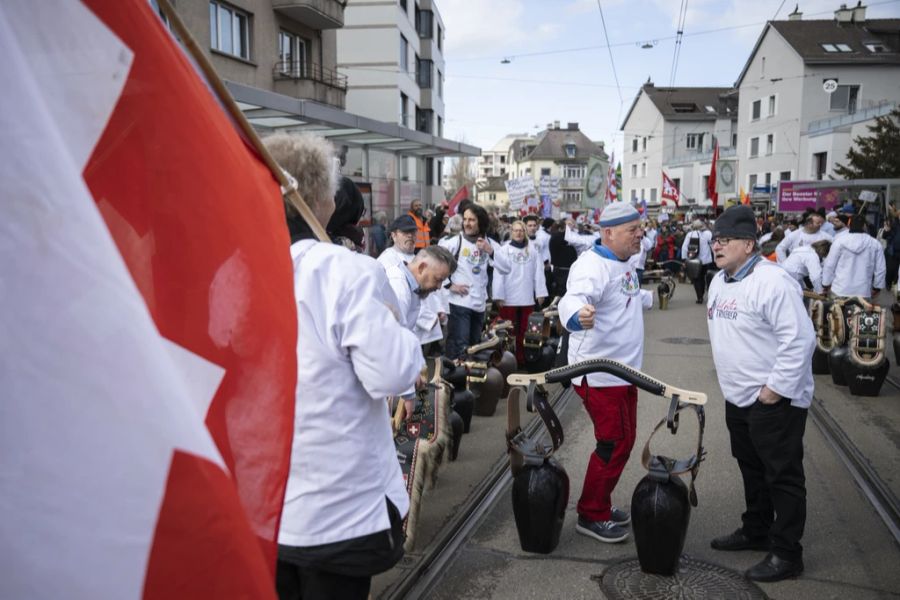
[735,4,900,190]
[621,83,739,208]
[476,133,533,183]
[337,0,450,208]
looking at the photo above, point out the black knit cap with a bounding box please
[713,205,757,240]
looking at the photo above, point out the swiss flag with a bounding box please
[662,171,680,205]
[2,1,294,598]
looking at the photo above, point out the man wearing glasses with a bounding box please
[705,205,815,583]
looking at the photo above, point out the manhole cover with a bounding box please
[597,555,768,600]
[660,337,709,345]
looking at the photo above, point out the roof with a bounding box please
[735,17,900,87]
[517,125,607,161]
[620,84,738,130]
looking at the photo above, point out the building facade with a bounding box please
[621,83,739,208]
[476,133,533,183]
[735,5,900,191]
[337,0,448,207]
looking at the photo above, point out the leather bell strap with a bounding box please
[506,383,564,477]
[640,402,707,507]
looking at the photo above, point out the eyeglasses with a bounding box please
[711,237,750,246]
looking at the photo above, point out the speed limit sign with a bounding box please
[823,79,838,93]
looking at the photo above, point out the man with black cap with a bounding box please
[560,202,653,544]
[706,205,815,583]
[378,215,418,268]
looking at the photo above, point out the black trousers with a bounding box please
[692,263,710,302]
[725,400,807,562]
[276,498,404,600]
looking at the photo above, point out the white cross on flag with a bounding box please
[605,151,618,203]
[662,171,680,205]
[1,1,297,598]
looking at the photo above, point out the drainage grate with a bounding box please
[660,337,710,345]
[597,556,768,600]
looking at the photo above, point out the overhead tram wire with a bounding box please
[668,0,688,87]
[596,0,625,149]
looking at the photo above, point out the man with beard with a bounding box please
[378,215,418,268]
[439,204,511,358]
[560,202,653,544]
[408,199,431,252]
[706,205,814,583]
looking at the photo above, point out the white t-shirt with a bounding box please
[280,241,423,547]
[706,258,815,408]
[560,246,652,387]
[438,234,511,312]
[492,240,548,306]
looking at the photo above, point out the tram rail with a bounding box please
[382,385,577,600]
[809,373,900,547]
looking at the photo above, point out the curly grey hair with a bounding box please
[263,132,338,218]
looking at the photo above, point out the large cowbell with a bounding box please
[631,401,705,576]
[842,305,890,396]
[507,385,568,554]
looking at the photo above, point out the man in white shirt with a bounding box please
[780,240,830,294]
[822,213,886,298]
[267,133,424,600]
[439,204,511,358]
[560,202,653,545]
[564,218,601,254]
[706,205,815,583]
[775,210,831,262]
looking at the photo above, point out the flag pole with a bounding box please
[156,0,330,242]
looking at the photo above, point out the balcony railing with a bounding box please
[274,61,348,90]
[559,177,584,188]
[668,145,736,167]
[807,101,896,135]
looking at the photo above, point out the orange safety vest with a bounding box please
[409,211,430,249]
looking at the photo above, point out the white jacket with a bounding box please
[781,245,824,293]
[776,229,831,263]
[822,232,886,297]
[492,240,548,306]
[707,259,815,408]
[280,241,423,547]
[535,227,552,264]
[681,230,713,265]
[378,246,444,343]
[564,225,600,255]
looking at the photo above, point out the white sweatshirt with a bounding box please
[706,258,815,408]
[377,245,445,343]
[438,234,511,312]
[780,245,824,293]
[535,227,552,264]
[564,225,600,255]
[560,245,651,387]
[681,230,713,265]
[775,229,832,263]
[821,232,886,297]
[492,240,548,306]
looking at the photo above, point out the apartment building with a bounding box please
[735,4,900,190]
[337,0,449,207]
[476,133,534,183]
[621,83,739,207]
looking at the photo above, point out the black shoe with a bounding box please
[710,528,769,551]
[746,553,804,582]
[695,299,704,304]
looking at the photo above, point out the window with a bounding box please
[779,171,791,182]
[500,168,506,175]
[702,176,709,199]
[764,172,772,186]
[650,188,657,202]
[563,190,582,205]
[761,56,765,78]
[673,178,681,191]
[437,24,443,50]
[640,188,645,200]
[209,1,249,60]
[830,84,859,113]
[500,155,506,164]
[836,43,852,52]
[751,99,761,120]
[821,43,838,52]
[416,107,433,133]
[565,144,576,158]
[631,164,637,177]
[821,42,852,52]
[563,164,585,178]
[749,137,760,158]
[437,116,443,137]
[686,133,700,150]
[631,189,638,201]
[541,168,551,176]
[865,42,888,53]
[416,57,432,88]
[400,93,409,126]
[813,152,828,180]
[642,137,647,150]
[416,8,433,39]
[400,34,408,72]
[748,174,758,189]
[489,193,496,201]
[277,31,307,77]
[632,138,638,152]
[768,95,776,117]
[766,134,774,155]
[641,162,647,177]
[437,69,443,97]
[399,0,407,12]
[426,157,434,186]
[732,132,738,147]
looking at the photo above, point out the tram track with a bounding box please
[810,373,900,547]
[382,385,577,600]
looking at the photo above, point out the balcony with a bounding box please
[807,101,896,136]
[272,0,345,29]
[273,62,347,109]
[668,146,735,168]
[559,177,584,188]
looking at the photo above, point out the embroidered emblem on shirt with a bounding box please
[620,271,641,297]
[512,249,529,264]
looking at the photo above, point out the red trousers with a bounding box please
[498,305,534,365]
[574,382,638,522]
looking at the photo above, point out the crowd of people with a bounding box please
[265,132,898,598]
